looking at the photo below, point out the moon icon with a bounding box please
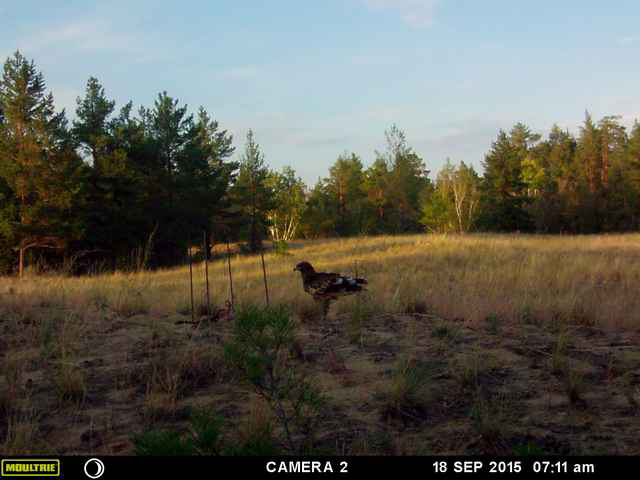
[84,458,105,479]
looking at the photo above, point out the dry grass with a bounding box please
[2,233,640,455]
[3,233,639,329]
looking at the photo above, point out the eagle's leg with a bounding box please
[322,298,331,322]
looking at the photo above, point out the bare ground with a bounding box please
[1,298,639,455]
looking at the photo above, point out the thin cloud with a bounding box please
[20,20,126,52]
[350,53,400,66]
[50,86,82,117]
[294,133,355,148]
[217,65,261,81]
[361,0,440,28]
[617,36,637,46]
[13,18,159,63]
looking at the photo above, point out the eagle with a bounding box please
[293,261,368,320]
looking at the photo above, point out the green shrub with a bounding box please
[133,407,223,455]
[133,430,196,456]
[272,240,290,256]
[224,304,325,454]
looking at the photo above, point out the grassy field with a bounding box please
[1,233,639,454]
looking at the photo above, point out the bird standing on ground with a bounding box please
[293,261,368,321]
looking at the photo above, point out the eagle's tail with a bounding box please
[346,276,367,292]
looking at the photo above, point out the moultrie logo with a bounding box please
[1,459,60,477]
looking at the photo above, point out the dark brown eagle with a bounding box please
[293,261,368,320]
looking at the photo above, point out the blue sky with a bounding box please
[3,0,639,184]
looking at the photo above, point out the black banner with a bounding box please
[0,455,636,479]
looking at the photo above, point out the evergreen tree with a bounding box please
[420,160,455,233]
[576,112,602,194]
[138,92,194,264]
[326,152,367,235]
[231,130,274,252]
[0,52,84,276]
[363,158,390,233]
[72,78,139,270]
[299,180,337,238]
[524,126,576,232]
[478,129,531,231]
[378,125,430,232]
[73,77,116,166]
[628,121,640,193]
[177,107,237,257]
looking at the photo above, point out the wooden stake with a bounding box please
[226,238,235,309]
[188,233,194,322]
[203,230,210,315]
[260,246,270,306]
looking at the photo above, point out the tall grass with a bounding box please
[1,233,639,329]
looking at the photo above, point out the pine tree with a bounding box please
[577,112,602,194]
[299,180,337,238]
[479,129,531,231]
[232,130,274,252]
[0,52,84,276]
[72,78,146,270]
[178,107,237,256]
[327,152,366,235]
[628,121,640,189]
[364,158,390,232]
[378,125,430,232]
[73,77,116,166]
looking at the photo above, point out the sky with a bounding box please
[2,0,640,184]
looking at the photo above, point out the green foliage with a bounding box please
[0,51,85,275]
[326,152,368,235]
[378,125,431,233]
[299,181,338,238]
[478,129,532,231]
[133,407,223,455]
[267,166,306,241]
[485,314,501,335]
[272,239,290,256]
[230,130,274,252]
[419,159,481,233]
[224,304,296,385]
[133,430,196,456]
[189,407,225,455]
[224,304,325,454]
[469,390,506,441]
[224,424,280,456]
[389,357,433,408]
[300,128,431,237]
[420,183,453,233]
[431,320,459,340]
[513,442,545,456]
[3,52,640,274]
[132,405,280,456]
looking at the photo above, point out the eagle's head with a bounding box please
[293,261,315,274]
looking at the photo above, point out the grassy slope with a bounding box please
[1,233,639,454]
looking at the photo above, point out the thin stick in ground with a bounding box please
[203,230,211,316]
[260,246,270,306]
[226,238,235,310]
[188,234,194,322]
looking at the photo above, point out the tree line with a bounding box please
[1,51,640,275]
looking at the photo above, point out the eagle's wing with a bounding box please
[304,272,340,296]
[306,272,367,299]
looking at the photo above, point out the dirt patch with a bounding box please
[1,302,639,455]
